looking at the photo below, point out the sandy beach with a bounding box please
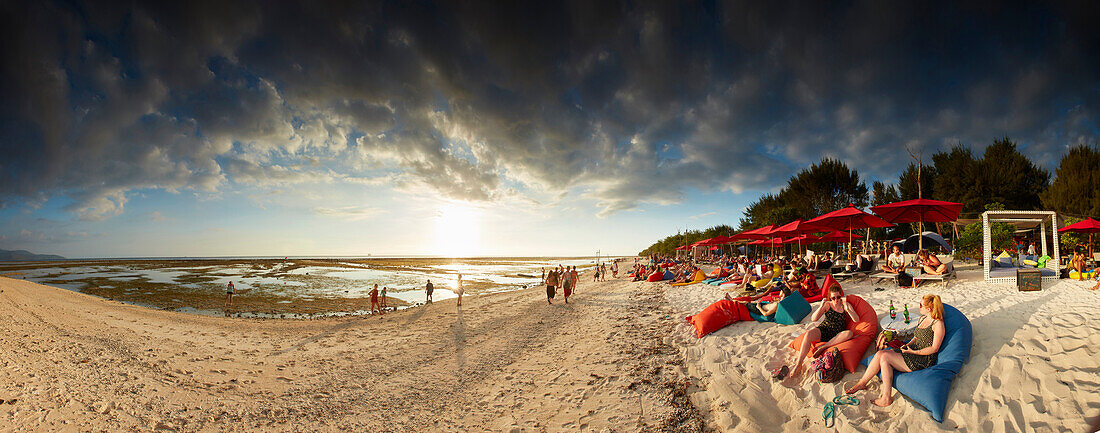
[0,274,702,432]
[4,264,1100,432]
[666,264,1100,432]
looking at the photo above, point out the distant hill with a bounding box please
[0,249,66,261]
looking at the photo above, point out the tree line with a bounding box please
[639,138,1100,256]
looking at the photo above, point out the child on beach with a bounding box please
[426,280,434,303]
[380,286,387,311]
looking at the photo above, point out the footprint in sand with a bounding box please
[1050,312,1087,328]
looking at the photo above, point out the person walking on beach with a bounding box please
[611,260,618,278]
[370,284,382,315]
[380,286,388,311]
[224,281,235,308]
[563,268,573,303]
[426,279,434,303]
[455,274,464,307]
[570,266,579,295]
[545,268,558,304]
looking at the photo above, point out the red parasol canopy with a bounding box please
[817,230,864,242]
[674,245,689,251]
[783,233,822,244]
[807,203,893,231]
[869,199,963,224]
[1060,217,1100,256]
[870,198,962,252]
[1059,217,1100,234]
[770,219,831,237]
[749,238,784,247]
[733,225,778,240]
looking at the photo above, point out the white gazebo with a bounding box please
[982,210,1060,283]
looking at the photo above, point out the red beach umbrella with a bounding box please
[1059,217,1100,256]
[734,225,778,240]
[808,204,892,257]
[870,199,963,251]
[817,230,864,243]
[771,219,831,254]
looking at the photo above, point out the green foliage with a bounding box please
[980,137,1050,210]
[898,162,936,200]
[930,144,983,214]
[638,224,737,256]
[1058,216,1088,253]
[738,158,868,229]
[952,205,1015,258]
[1041,144,1100,217]
[870,181,909,240]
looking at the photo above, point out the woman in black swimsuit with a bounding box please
[845,294,946,407]
[786,285,860,378]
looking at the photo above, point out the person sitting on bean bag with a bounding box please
[779,284,860,379]
[845,294,946,407]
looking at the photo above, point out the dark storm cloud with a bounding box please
[1,0,1099,219]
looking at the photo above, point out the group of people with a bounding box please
[878,245,949,276]
[544,266,580,303]
[423,274,465,307]
[717,280,947,408]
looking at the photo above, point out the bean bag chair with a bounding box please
[663,270,675,280]
[685,299,751,338]
[860,304,972,422]
[788,294,878,373]
[707,267,731,278]
[646,270,665,282]
[747,291,812,325]
[671,270,706,286]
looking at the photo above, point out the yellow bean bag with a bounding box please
[671,270,707,286]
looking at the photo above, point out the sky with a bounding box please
[1,1,1099,258]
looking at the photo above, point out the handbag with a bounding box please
[811,347,845,383]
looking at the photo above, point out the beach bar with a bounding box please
[982,210,1060,284]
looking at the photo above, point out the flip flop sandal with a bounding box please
[771,365,789,381]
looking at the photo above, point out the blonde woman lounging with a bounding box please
[845,294,946,407]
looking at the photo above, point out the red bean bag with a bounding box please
[787,293,878,373]
[647,270,665,282]
[685,299,752,338]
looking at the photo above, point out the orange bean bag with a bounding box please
[788,293,878,373]
[685,299,752,338]
[708,267,731,278]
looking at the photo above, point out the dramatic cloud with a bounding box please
[1,1,1098,219]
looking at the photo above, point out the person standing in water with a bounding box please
[455,274,464,307]
[426,279,434,304]
[224,281,235,308]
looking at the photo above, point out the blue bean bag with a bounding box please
[747,291,812,325]
[860,303,972,422]
[663,270,674,280]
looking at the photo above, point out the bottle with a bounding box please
[903,304,910,324]
[889,300,896,319]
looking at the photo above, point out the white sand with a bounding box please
[0,275,701,432]
[665,264,1100,431]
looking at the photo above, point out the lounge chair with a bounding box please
[912,257,956,288]
[833,255,877,281]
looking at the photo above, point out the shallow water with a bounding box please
[0,257,621,317]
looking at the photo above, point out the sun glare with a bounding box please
[434,203,481,257]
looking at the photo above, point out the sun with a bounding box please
[433,203,481,257]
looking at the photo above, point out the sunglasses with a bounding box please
[829,296,842,300]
